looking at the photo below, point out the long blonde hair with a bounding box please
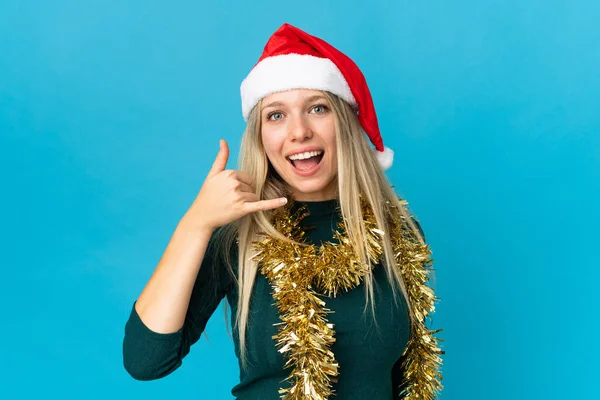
[214,90,426,370]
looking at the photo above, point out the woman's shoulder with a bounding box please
[387,195,427,243]
[409,216,426,242]
[206,224,239,273]
[208,225,238,253]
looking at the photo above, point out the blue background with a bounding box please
[1,0,598,399]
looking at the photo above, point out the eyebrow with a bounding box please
[261,95,327,112]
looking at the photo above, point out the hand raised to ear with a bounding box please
[183,139,288,233]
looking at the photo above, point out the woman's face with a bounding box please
[260,89,338,201]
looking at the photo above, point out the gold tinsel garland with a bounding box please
[251,197,444,399]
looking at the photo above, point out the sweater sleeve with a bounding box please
[122,228,235,381]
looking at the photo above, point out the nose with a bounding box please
[287,114,313,142]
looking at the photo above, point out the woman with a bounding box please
[123,23,443,399]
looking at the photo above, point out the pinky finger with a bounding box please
[242,197,288,214]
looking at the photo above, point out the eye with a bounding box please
[266,111,283,121]
[311,104,329,114]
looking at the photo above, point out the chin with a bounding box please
[289,179,337,199]
[272,160,337,198]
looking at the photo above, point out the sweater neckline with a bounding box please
[291,197,341,218]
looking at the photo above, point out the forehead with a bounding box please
[262,89,326,105]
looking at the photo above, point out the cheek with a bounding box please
[261,129,275,151]
[261,130,285,160]
[322,122,337,157]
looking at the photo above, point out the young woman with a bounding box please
[122,23,443,400]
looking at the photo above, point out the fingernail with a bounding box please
[280,198,288,204]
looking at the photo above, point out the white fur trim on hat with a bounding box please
[240,54,357,120]
[375,146,394,170]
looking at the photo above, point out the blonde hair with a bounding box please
[213,91,426,370]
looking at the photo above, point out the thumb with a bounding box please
[207,139,229,177]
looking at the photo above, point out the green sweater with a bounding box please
[123,198,415,399]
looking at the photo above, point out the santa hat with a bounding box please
[240,23,394,170]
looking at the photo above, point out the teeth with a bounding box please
[288,150,323,160]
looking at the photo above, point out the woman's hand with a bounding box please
[182,139,287,233]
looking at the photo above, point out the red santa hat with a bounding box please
[240,23,394,170]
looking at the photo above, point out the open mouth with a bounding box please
[287,151,325,172]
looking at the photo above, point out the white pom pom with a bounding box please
[375,146,394,170]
